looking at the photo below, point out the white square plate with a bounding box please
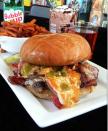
[0,36,28,53]
[0,53,107,128]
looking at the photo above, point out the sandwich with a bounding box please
[8,33,99,108]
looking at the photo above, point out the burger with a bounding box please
[8,33,99,108]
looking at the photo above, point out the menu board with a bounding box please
[3,0,24,23]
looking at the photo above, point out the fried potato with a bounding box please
[0,19,49,37]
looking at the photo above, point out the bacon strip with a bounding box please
[79,62,99,88]
[8,76,26,86]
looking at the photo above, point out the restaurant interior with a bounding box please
[0,0,107,130]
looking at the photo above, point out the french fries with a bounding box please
[0,19,49,37]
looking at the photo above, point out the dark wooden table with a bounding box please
[0,11,107,131]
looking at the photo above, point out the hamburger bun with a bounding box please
[20,33,91,66]
[26,84,53,100]
[19,33,96,106]
[26,84,94,100]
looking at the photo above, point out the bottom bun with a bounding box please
[26,85,53,100]
[80,86,95,97]
[26,85,94,100]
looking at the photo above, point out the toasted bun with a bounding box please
[80,86,94,97]
[26,85,53,100]
[26,85,94,100]
[20,33,91,66]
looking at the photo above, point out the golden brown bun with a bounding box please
[26,85,53,100]
[20,33,91,66]
[26,85,94,100]
[80,86,94,97]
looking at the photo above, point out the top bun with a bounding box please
[20,33,91,66]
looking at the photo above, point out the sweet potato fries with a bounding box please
[0,19,49,37]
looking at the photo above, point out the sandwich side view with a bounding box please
[8,33,99,108]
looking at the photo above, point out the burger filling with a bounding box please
[5,54,99,108]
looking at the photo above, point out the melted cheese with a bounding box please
[46,70,81,108]
[31,66,81,107]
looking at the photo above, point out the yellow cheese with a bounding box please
[33,66,81,107]
[46,70,81,107]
